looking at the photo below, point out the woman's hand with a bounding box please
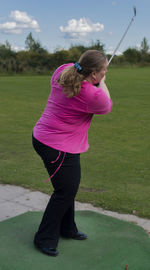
[100,75,106,83]
[100,76,111,99]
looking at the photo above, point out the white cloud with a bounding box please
[136,43,141,50]
[106,46,122,55]
[60,18,104,39]
[136,43,150,53]
[11,45,26,52]
[10,10,32,23]
[0,10,40,34]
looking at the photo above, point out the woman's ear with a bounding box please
[91,72,97,81]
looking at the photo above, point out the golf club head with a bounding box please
[133,6,136,17]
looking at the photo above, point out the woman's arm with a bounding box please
[86,80,113,115]
[99,76,111,99]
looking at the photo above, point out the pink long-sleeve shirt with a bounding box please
[33,63,113,153]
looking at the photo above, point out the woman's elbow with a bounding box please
[98,100,113,115]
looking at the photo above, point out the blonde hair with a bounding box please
[58,50,107,98]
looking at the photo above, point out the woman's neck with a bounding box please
[84,76,93,84]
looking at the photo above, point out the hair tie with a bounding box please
[74,62,82,73]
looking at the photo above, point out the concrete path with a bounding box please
[0,184,150,236]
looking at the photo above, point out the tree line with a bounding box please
[0,33,149,74]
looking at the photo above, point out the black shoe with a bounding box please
[34,243,59,256]
[72,231,87,240]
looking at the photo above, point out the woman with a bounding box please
[32,50,113,256]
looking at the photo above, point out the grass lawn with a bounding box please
[0,67,150,219]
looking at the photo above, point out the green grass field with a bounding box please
[0,67,150,218]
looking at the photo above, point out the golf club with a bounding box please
[108,6,136,65]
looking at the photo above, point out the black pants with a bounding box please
[32,135,81,248]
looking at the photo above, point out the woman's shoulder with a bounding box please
[81,81,99,96]
[51,63,74,84]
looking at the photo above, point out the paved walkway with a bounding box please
[0,184,150,235]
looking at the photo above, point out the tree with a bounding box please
[0,41,16,59]
[5,40,11,50]
[25,32,35,51]
[69,40,105,56]
[25,32,47,53]
[141,37,149,54]
[123,48,141,63]
[89,40,105,52]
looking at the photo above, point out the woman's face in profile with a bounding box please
[95,60,108,83]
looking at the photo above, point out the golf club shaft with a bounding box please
[108,16,135,65]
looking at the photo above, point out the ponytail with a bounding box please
[57,65,85,98]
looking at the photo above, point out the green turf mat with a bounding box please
[0,211,150,270]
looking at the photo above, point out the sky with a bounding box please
[0,0,149,55]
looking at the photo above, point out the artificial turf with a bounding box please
[0,210,150,270]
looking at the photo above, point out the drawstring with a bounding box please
[51,151,61,163]
[45,151,66,182]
